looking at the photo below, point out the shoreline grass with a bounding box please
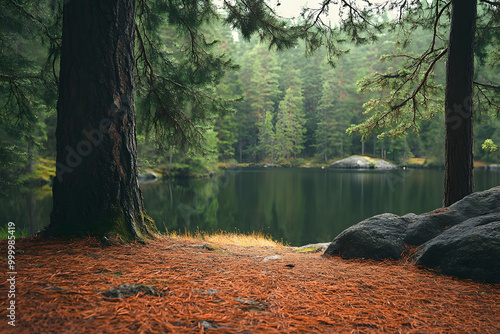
[160,228,286,247]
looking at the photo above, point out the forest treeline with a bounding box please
[2,14,499,187]
[206,26,500,166]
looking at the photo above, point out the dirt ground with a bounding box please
[1,236,499,333]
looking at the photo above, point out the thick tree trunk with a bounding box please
[47,0,155,240]
[443,0,476,207]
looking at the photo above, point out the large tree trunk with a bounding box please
[443,0,477,207]
[47,0,155,240]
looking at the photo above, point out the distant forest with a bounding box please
[6,20,500,172]
[143,22,500,167]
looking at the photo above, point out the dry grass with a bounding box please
[474,161,489,167]
[407,157,426,165]
[164,230,285,248]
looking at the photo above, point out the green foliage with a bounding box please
[258,110,276,163]
[315,78,338,161]
[2,0,499,180]
[135,0,240,153]
[0,1,58,194]
[275,74,306,160]
[482,139,499,153]
[0,224,30,239]
[348,0,499,142]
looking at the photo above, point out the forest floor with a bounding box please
[1,235,499,333]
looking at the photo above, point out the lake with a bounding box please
[1,168,499,246]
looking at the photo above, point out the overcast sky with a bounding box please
[272,0,324,18]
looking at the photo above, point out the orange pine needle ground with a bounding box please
[1,236,499,333]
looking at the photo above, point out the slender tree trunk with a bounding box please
[443,0,476,207]
[23,138,34,175]
[47,0,155,240]
[239,139,242,163]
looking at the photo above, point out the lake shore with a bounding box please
[19,156,499,188]
[3,235,499,333]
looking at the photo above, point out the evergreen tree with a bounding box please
[247,43,281,161]
[314,79,337,162]
[258,110,276,163]
[299,49,326,157]
[215,112,238,161]
[342,0,499,205]
[45,0,289,239]
[275,72,306,161]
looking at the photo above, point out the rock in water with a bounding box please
[329,155,397,169]
[138,171,158,183]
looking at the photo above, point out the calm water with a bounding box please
[1,168,499,246]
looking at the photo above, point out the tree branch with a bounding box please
[479,0,500,6]
[473,81,500,89]
[391,48,447,110]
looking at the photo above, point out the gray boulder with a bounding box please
[324,213,418,260]
[405,187,500,246]
[330,155,397,169]
[323,187,500,283]
[138,171,158,183]
[414,213,500,283]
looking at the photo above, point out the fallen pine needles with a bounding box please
[0,236,499,333]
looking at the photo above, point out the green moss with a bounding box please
[93,205,134,242]
[133,210,158,241]
[294,246,322,253]
[205,245,221,251]
[95,206,157,243]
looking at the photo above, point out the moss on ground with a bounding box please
[294,246,322,253]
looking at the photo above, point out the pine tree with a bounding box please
[258,110,276,163]
[341,0,499,205]
[215,112,238,161]
[275,72,306,161]
[44,0,291,239]
[247,43,281,161]
[315,79,336,162]
[299,49,326,157]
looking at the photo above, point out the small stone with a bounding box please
[102,283,162,298]
[194,288,218,295]
[200,321,219,329]
[263,255,281,261]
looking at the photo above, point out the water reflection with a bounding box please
[143,168,498,245]
[1,169,499,246]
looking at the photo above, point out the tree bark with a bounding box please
[443,0,476,207]
[47,0,155,240]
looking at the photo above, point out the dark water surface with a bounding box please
[2,168,499,246]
